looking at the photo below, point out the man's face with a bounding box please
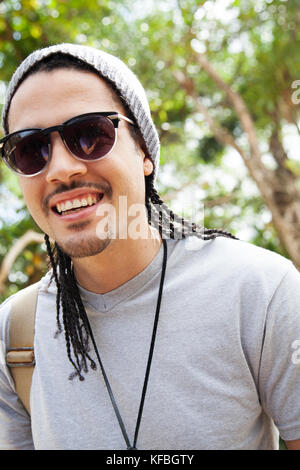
[8,69,154,257]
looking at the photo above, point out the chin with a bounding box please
[57,236,111,259]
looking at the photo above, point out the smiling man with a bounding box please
[0,44,300,451]
[8,66,158,291]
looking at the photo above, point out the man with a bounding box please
[0,43,300,450]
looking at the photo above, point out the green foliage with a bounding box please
[0,0,298,299]
[0,198,46,302]
[0,0,114,81]
[198,136,224,163]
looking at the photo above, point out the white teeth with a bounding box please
[72,199,81,209]
[56,194,100,213]
[65,201,73,211]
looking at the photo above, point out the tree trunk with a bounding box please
[174,55,300,270]
[0,230,44,292]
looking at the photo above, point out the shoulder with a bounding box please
[0,272,55,347]
[168,235,297,299]
[209,236,299,299]
[170,234,293,271]
[0,292,19,348]
[0,293,18,390]
[205,235,292,273]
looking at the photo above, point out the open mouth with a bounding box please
[52,192,104,216]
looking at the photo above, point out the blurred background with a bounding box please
[0,0,300,304]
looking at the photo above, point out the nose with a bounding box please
[46,132,87,184]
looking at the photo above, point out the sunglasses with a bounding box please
[0,112,135,177]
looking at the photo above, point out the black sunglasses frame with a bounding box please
[0,112,135,177]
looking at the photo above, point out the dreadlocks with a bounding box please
[25,52,238,380]
[45,173,238,381]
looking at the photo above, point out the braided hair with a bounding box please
[23,53,238,380]
[44,175,237,381]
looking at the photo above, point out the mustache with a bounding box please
[43,180,112,214]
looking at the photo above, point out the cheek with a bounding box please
[118,161,146,201]
[19,178,37,210]
[19,178,48,229]
[107,148,145,194]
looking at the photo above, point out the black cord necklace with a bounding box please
[84,238,168,450]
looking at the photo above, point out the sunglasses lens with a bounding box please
[1,114,118,176]
[3,131,50,176]
[64,115,116,160]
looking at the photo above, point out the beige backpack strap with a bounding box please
[6,282,39,416]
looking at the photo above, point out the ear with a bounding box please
[143,157,154,176]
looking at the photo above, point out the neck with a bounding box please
[72,226,162,294]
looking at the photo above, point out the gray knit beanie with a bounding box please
[1,43,160,179]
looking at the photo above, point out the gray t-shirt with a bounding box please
[1,236,300,450]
